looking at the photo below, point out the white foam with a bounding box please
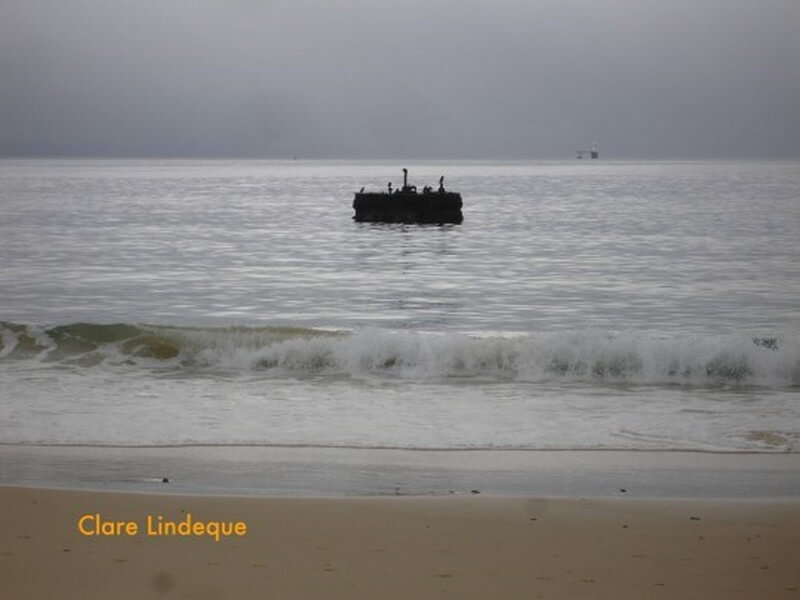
[234,328,799,387]
[0,326,18,359]
[2,321,798,387]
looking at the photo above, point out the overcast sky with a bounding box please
[1,0,798,159]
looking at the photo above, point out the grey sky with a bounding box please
[1,0,798,159]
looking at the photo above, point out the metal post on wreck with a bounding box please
[401,168,417,193]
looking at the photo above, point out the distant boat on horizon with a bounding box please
[576,142,599,159]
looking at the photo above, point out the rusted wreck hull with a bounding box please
[353,191,463,224]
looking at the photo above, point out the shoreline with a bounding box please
[4,444,797,597]
[2,444,798,498]
[2,486,798,599]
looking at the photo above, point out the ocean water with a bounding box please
[1,159,799,453]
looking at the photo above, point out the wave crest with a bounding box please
[1,321,797,386]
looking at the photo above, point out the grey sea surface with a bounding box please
[1,160,799,463]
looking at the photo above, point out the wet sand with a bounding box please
[3,445,799,498]
[1,486,798,599]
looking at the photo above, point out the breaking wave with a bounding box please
[1,321,798,387]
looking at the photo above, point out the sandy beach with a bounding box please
[1,485,798,599]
